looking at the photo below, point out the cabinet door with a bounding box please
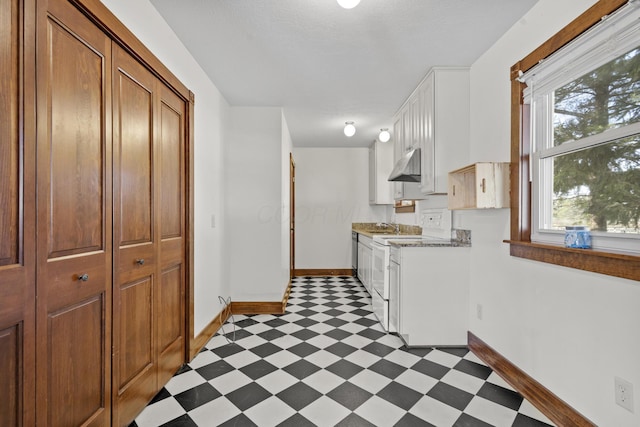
[36,0,113,424]
[409,94,421,150]
[369,145,376,204]
[392,114,403,163]
[112,44,159,427]
[0,0,35,425]
[156,84,187,389]
[357,243,365,283]
[401,107,412,152]
[389,261,400,334]
[363,246,372,291]
[420,75,436,194]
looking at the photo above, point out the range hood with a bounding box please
[388,148,421,182]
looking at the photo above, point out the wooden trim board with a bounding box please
[189,303,231,360]
[281,279,293,313]
[230,301,283,315]
[468,332,596,427]
[293,268,353,277]
[188,281,292,360]
[231,280,293,315]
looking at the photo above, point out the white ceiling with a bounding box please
[150,0,538,147]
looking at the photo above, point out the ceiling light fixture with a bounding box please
[337,0,360,9]
[344,121,356,137]
[378,128,391,143]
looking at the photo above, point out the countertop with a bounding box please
[352,222,421,238]
[388,238,471,248]
[389,229,472,248]
[353,223,472,247]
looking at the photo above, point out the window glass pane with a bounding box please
[551,135,640,233]
[553,47,640,146]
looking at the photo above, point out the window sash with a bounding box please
[521,2,640,103]
[525,2,640,254]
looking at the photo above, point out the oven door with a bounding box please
[371,242,389,299]
[371,287,389,331]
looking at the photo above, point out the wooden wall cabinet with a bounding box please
[448,162,510,210]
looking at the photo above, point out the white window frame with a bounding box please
[520,2,640,254]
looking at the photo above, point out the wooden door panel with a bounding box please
[0,324,21,427]
[114,276,156,427]
[117,277,153,388]
[0,0,20,267]
[158,264,184,386]
[116,72,153,246]
[112,45,158,426]
[47,295,105,427]
[44,253,107,310]
[159,99,183,239]
[158,266,182,353]
[1,0,35,425]
[47,22,104,257]
[157,85,185,385]
[36,1,112,425]
[117,245,156,284]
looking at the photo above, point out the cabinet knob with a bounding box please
[481,178,486,193]
[136,259,145,265]
[77,273,89,282]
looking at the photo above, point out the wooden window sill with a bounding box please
[505,240,639,282]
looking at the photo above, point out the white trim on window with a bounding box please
[525,1,640,254]
[520,1,640,101]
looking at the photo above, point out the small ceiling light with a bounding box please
[337,0,360,9]
[344,121,356,137]
[378,128,391,143]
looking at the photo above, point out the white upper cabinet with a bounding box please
[392,114,403,162]
[392,67,470,196]
[369,139,394,205]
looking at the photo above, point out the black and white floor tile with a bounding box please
[131,276,555,427]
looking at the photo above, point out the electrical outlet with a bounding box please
[476,304,483,320]
[615,376,634,412]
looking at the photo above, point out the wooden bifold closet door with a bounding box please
[30,0,188,425]
[111,44,187,427]
[35,0,113,425]
[0,0,36,425]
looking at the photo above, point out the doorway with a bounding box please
[290,153,295,278]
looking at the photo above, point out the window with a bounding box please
[394,200,416,213]
[509,0,639,281]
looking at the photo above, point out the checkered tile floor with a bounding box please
[131,276,555,427]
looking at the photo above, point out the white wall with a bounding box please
[466,1,640,425]
[225,107,290,301]
[100,0,229,337]
[293,147,388,269]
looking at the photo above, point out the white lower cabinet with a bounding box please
[391,245,470,347]
[389,250,400,333]
[357,235,373,293]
